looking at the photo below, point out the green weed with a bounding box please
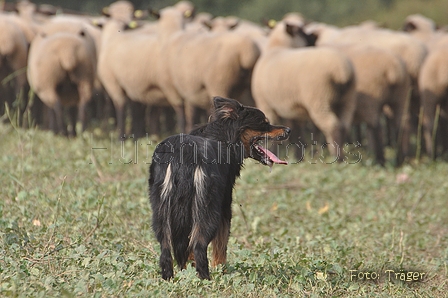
[0,123,447,297]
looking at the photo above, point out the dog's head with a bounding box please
[211,96,291,166]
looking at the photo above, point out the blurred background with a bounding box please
[9,0,448,28]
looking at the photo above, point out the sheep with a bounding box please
[97,1,187,138]
[305,22,428,144]
[157,7,261,131]
[204,16,240,32]
[0,15,29,116]
[403,15,448,158]
[38,15,115,124]
[251,21,357,160]
[201,16,269,107]
[131,0,197,34]
[5,0,40,43]
[205,16,269,51]
[282,12,306,28]
[27,28,96,135]
[304,23,427,88]
[418,42,448,158]
[333,44,412,165]
[403,14,437,44]
[39,16,103,92]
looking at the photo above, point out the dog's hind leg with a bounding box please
[212,187,232,267]
[193,241,211,280]
[188,218,212,279]
[211,211,230,267]
[172,233,191,270]
[188,251,195,266]
[151,206,174,279]
[159,237,174,280]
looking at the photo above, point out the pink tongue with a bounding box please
[257,145,288,165]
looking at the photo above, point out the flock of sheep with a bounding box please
[1,0,448,165]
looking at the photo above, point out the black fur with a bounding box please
[148,96,290,280]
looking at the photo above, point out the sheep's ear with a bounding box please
[229,20,239,30]
[91,19,104,29]
[36,4,58,16]
[297,27,317,46]
[403,21,417,32]
[102,6,110,17]
[438,25,448,32]
[202,20,213,30]
[213,96,243,120]
[148,8,160,19]
[285,23,299,37]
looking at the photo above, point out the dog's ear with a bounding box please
[213,96,243,120]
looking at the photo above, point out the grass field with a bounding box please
[1,122,447,297]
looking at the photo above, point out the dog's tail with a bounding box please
[189,166,208,249]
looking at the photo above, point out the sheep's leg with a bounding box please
[48,107,57,134]
[10,53,28,124]
[115,103,127,140]
[308,110,343,162]
[20,84,32,128]
[390,107,411,166]
[367,123,385,166]
[77,80,92,134]
[352,124,363,144]
[184,103,196,133]
[34,96,45,127]
[252,99,278,123]
[130,101,146,139]
[14,76,29,127]
[102,93,115,123]
[102,79,128,139]
[53,100,67,136]
[40,104,51,130]
[421,95,437,159]
[68,106,77,137]
[287,120,307,161]
[161,85,185,133]
[172,104,186,133]
[77,102,88,134]
[383,115,394,147]
[441,115,448,154]
[164,107,177,134]
[147,106,160,136]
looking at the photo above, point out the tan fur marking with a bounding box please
[240,128,287,157]
[211,221,230,267]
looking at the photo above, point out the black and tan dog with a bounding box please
[148,96,290,280]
